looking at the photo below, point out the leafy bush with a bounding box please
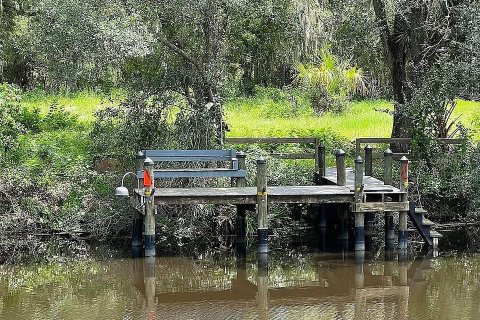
[40,103,80,131]
[295,47,367,114]
[0,83,27,153]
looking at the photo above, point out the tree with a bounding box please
[371,0,480,147]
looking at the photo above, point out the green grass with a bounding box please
[18,88,480,140]
[225,94,394,140]
[225,90,480,140]
[21,89,124,123]
[454,99,480,140]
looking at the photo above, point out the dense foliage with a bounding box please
[0,0,479,261]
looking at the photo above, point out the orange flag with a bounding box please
[144,170,153,187]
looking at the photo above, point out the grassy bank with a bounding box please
[225,88,480,140]
[19,88,480,141]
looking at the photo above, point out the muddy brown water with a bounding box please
[1,246,480,320]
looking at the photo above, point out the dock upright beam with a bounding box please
[398,156,409,250]
[257,157,268,253]
[383,148,393,185]
[236,152,247,244]
[336,149,346,186]
[317,142,326,181]
[132,151,145,248]
[354,156,365,251]
[364,145,373,176]
[384,149,395,248]
[385,213,395,247]
[144,157,156,257]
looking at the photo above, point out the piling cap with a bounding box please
[136,151,145,159]
[400,156,409,162]
[236,151,246,158]
[355,155,364,163]
[336,149,346,157]
[384,148,393,156]
[144,157,154,166]
[364,145,373,151]
[257,156,267,164]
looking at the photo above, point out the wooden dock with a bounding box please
[125,141,442,256]
[135,168,404,205]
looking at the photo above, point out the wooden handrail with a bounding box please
[226,137,317,144]
[225,137,320,171]
[355,137,463,156]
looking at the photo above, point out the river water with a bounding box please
[1,244,480,320]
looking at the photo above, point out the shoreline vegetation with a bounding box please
[20,88,480,141]
[0,86,479,264]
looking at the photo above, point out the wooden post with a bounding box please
[144,157,156,257]
[136,151,145,188]
[314,138,320,173]
[338,206,349,243]
[383,148,393,185]
[257,157,268,253]
[236,152,247,245]
[236,151,246,187]
[364,145,373,176]
[398,156,409,250]
[354,156,365,251]
[132,151,145,248]
[317,142,326,181]
[336,149,346,186]
[385,213,395,248]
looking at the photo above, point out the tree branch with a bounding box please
[157,36,203,73]
[157,35,215,102]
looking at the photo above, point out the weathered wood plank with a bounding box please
[323,168,400,192]
[135,185,355,205]
[269,153,315,159]
[351,202,409,212]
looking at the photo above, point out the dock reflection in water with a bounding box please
[130,249,443,320]
[2,248,480,320]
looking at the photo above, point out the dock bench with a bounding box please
[135,149,247,179]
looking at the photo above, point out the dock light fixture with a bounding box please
[115,172,140,197]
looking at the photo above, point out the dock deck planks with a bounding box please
[133,168,405,206]
[135,185,353,205]
[323,168,400,192]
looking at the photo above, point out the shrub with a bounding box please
[295,47,367,114]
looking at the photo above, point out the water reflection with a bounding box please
[127,249,438,320]
[2,249,480,320]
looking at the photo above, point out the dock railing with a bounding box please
[225,137,321,172]
[355,137,463,160]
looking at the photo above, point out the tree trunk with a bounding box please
[241,54,254,96]
[372,0,413,151]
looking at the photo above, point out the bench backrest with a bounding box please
[143,149,236,162]
[137,149,246,179]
